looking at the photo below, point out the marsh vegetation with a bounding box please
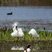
[0,28,52,52]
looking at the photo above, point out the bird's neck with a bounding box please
[13,27,17,31]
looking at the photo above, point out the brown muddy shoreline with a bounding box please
[0,40,52,52]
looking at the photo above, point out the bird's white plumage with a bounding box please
[11,46,24,50]
[13,27,16,31]
[11,28,24,37]
[11,30,18,37]
[11,22,24,37]
[11,22,25,51]
[28,28,39,37]
[17,28,24,37]
[24,50,26,52]
[27,48,31,52]
[12,22,18,31]
[12,22,18,27]
[18,47,24,50]
[11,46,19,50]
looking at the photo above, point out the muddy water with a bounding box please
[0,40,52,52]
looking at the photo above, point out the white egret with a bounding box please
[28,28,39,37]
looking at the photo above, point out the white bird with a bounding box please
[24,48,31,52]
[28,28,39,37]
[24,50,26,52]
[26,48,31,52]
[11,46,24,50]
[11,22,24,37]
[12,22,18,31]
[11,45,31,52]
[12,22,18,27]
[11,29,18,37]
[11,28,24,37]
[11,46,19,50]
[17,28,24,37]
[11,22,24,51]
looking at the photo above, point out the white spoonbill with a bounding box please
[11,27,24,37]
[28,28,39,37]
[11,22,24,51]
[11,22,24,37]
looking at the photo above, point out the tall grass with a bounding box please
[0,29,52,42]
[0,29,52,52]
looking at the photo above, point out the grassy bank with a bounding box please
[0,29,52,52]
[0,29,52,42]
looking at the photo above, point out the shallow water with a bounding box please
[0,6,52,20]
